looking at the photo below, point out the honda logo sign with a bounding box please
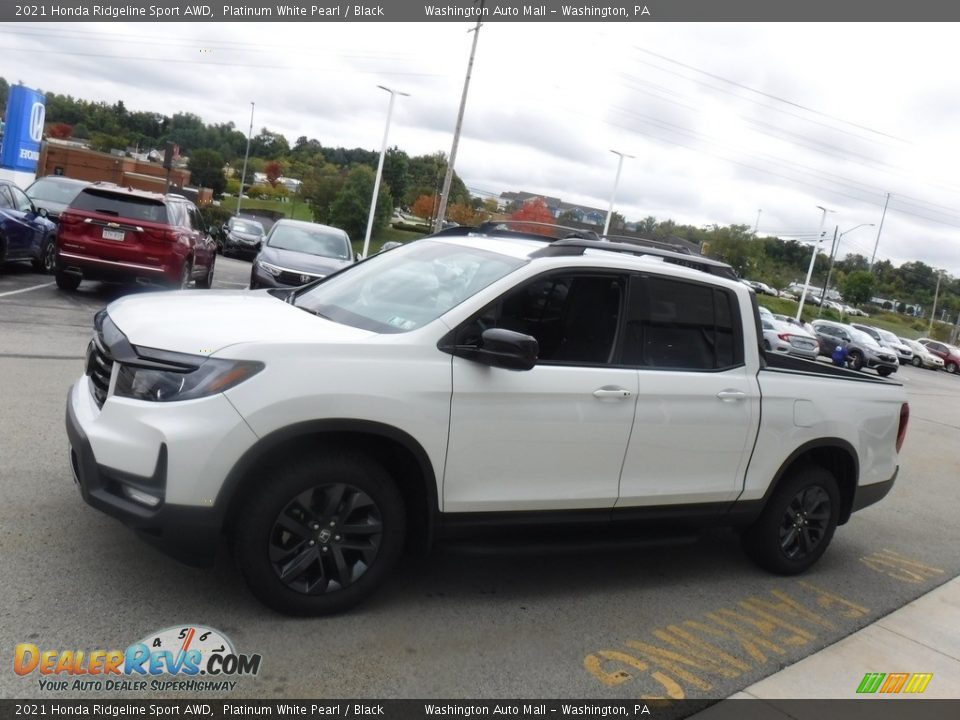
[29,102,45,143]
[0,84,46,172]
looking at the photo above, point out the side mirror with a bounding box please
[355,252,362,262]
[448,328,539,371]
[36,206,48,218]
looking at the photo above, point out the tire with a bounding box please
[877,367,893,377]
[742,465,840,575]
[912,357,922,368]
[848,351,864,371]
[32,235,56,273]
[947,362,957,374]
[197,256,215,289]
[177,261,192,289]
[55,269,81,291]
[233,452,406,616]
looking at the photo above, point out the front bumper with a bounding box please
[65,377,259,567]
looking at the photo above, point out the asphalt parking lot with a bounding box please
[1,259,959,705]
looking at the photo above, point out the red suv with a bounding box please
[55,187,216,291]
[918,338,960,373]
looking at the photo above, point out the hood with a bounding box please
[228,229,263,242]
[106,290,373,356]
[259,244,353,277]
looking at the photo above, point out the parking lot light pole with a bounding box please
[818,222,874,315]
[236,102,255,217]
[362,86,409,259]
[796,205,834,321]
[603,149,634,237]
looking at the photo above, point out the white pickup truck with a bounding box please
[66,226,909,615]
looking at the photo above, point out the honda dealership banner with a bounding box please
[0,84,46,172]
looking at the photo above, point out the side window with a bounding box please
[622,275,741,371]
[188,206,205,233]
[9,186,33,212]
[457,272,625,365]
[818,326,837,338]
[0,186,14,209]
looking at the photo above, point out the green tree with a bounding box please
[302,162,344,223]
[841,270,876,307]
[188,149,226,196]
[329,165,392,241]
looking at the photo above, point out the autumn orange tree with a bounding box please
[509,197,555,235]
[448,202,487,226]
[410,194,437,221]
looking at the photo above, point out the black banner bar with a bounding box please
[4,0,960,23]
[1,700,959,720]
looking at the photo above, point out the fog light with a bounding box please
[121,485,161,507]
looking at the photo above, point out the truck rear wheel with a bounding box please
[742,465,840,575]
[233,452,406,615]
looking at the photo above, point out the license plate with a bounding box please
[102,228,125,241]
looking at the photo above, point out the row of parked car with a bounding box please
[0,175,361,294]
[758,304,957,376]
[742,279,868,316]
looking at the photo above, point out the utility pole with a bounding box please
[603,149,634,237]
[236,102,255,217]
[817,225,839,314]
[797,205,834,322]
[928,270,943,336]
[753,209,762,236]
[434,1,485,232]
[362,85,409,259]
[869,192,890,271]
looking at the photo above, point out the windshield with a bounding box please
[849,327,881,348]
[231,219,264,235]
[294,240,527,333]
[27,178,85,203]
[268,223,351,259]
[878,329,900,344]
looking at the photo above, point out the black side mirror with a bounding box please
[447,328,539,371]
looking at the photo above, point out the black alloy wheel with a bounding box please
[234,453,406,615]
[742,464,840,575]
[848,351,864,370]
[269,484,383,595]
[778,485,832,562]
[948,362,957,374]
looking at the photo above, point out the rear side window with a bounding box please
[70,190,168,224]
[622,275,742,371]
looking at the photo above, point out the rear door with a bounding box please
[616,274,760,509]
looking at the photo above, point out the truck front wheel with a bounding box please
[234,452,406,615]
[742,465,840,575]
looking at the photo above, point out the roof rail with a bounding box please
[601,234,693,255]
[530,238,737,280]
[430,221,600,242]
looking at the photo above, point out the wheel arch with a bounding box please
[218,419,439,554]
[748,438,860,526]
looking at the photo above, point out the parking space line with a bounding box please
[0,282,55,298]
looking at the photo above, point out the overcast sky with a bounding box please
[3,21,960,282]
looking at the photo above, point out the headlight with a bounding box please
[114,358,264,402]
[258,260,282,277]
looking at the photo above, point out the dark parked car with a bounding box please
[811,320,899,377]
[55,187,217,290]
[0,178,58,273]
[24,176,90,224]
[250,219,353,289]
[221,216,266,259]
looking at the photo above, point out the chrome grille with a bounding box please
[277,270,320,286]
[86,334,114,408]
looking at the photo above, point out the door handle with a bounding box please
[716,389,747,401]
[593,387,632,399]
